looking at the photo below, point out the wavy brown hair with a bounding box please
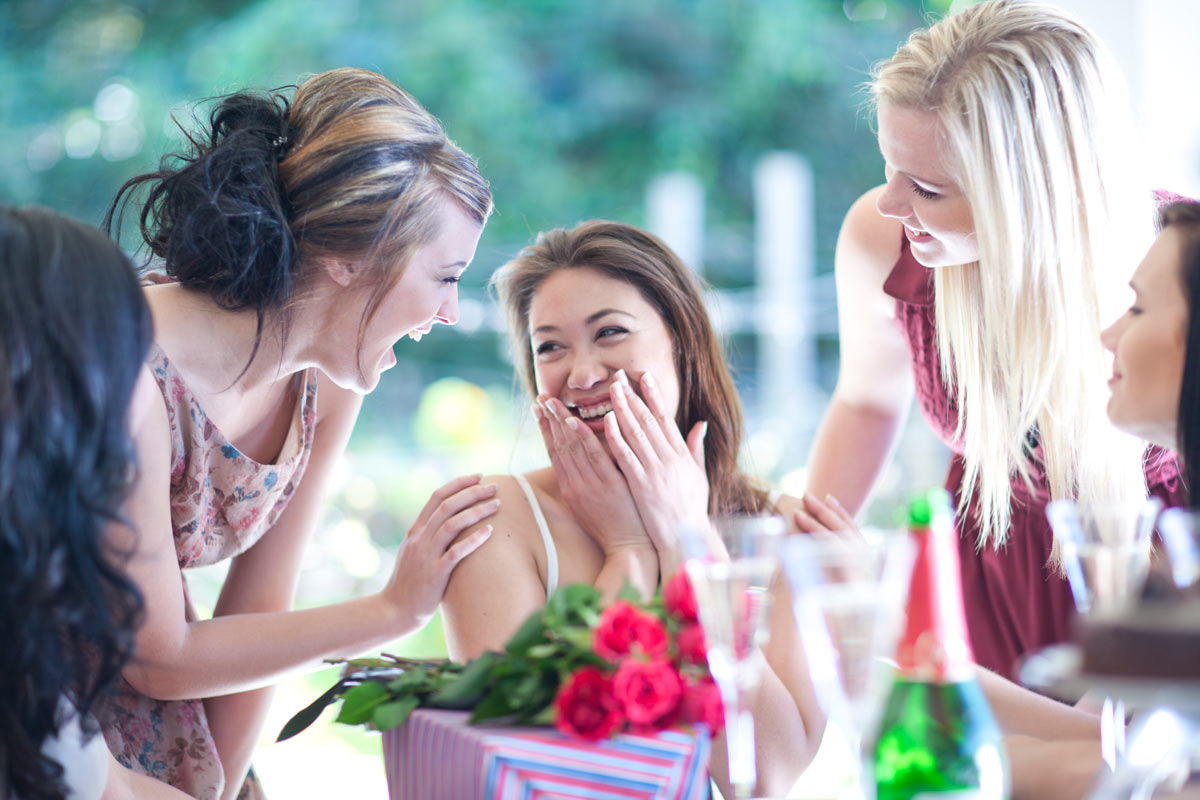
[492,220,769,515]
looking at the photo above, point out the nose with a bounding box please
[1100,313,1125,354]
[876,168,909,221]
[566,348,611,391]
[436,287,460,326]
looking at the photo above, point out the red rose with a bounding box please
[675,622,709,666]
[663,569,699,624]
[594,601,669,661]
[554,666,623,741]
[680,676,725,734]
[612,658,683,728]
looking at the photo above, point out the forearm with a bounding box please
[125,592,415,700]
[710,586,825,797]
[1007,734,1101,800]
[707,659,822,798]
[594,546,659,604]
[804,396,910,517]
[978,666,1100,739]
[206,687,275,800]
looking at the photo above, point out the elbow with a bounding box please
[122,632,195,701]
[123,660,191,701]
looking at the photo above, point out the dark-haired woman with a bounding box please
[1002,202,1200,800]
[1103,201,1200,502]
[0,206,190,800]
[96,68,498,799]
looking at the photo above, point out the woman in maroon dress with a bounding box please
[802,0,1184,691]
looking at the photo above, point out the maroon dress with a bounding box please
[882,239,1186,679]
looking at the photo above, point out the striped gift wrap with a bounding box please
[382,708,711,799]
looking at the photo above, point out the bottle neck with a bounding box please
[895,512,976,682]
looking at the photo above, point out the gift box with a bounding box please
[382,708,711,800]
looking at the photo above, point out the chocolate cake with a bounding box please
[1079,597,1200,679]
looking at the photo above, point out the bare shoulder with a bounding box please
[447,473,544,562]
[836,185,904,286]
[442,472,549,661]
[312,370,363,428]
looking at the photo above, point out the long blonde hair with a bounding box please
[872,0,1150,548]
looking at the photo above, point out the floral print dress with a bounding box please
[95,343,318,799]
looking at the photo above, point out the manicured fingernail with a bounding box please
[532,403,543,421]
[616,368,629,384]
[546,399,560,419]
[643,371,657,390]
[610,381,625,404]
[566,416,580,430]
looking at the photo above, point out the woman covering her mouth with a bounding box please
[441,220,828,798]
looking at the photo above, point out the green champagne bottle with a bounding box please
[871,489,1009,800]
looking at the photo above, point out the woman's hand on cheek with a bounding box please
[604,369,709,569]
[534,395,655,560]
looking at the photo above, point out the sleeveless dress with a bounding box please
[883,240,1186,679]
[95,343,319,799]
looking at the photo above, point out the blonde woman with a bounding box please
[95,69,499,799]
[802,0,1185,680]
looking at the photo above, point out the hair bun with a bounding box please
[134,90,299,312]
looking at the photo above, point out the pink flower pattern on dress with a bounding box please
[94,342,318,800]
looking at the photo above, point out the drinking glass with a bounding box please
[1046,497,1163,769]
[779,530,915,800]
[1156,508,1200,591]
[679,514,785,800]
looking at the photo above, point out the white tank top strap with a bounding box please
[513,473,559,598]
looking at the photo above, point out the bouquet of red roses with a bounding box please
[553,569,722,740]
[278,573,722,744]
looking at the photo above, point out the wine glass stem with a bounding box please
[722,689,756,799]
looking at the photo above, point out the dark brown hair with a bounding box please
[1161,202,1200,507]
[105,67,492,376]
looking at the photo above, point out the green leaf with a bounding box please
[505,610,548,655]
[335,681,390,725]
[372,696,421,731]
[427,651,496,709]
[528,702,556,726]
[276,678,350,742]
[526,643,559,659]
[470,687,517,723]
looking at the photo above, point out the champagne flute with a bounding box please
[679,514,784,799]
[1046,497,1162,769]
[779,530,915,800]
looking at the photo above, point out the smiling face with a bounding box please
[528,266,679,440]
[1101,228,1189,449]
[339,197,483,394]
[875,101,978,268]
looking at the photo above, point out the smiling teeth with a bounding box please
[577,402,613,419]
[408,331,423,343]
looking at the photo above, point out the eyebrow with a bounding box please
[532,308,634,335]
[902,170,948,190]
